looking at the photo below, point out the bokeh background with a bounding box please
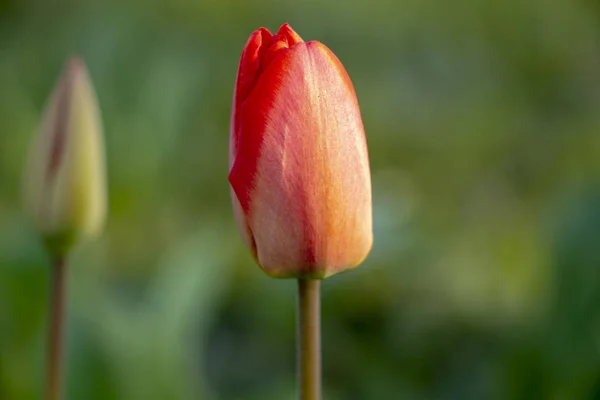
[2,0,600,399]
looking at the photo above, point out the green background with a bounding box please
[2,0,600,399]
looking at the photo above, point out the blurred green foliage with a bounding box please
[1,0,600,399]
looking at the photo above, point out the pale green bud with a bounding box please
[23,57,107,257]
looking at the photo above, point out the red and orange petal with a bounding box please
[235,27,272,105]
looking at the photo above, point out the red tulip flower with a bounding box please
[229,24,373,279]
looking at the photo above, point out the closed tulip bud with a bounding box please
[229,24,373,279]
[23,57,107,257]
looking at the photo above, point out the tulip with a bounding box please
[22,57,106,400]
[229,24,372,400]
[23,57,107,257]
[228,23,373,280]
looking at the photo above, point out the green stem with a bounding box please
[46,256,67,400]
[297,279,321,400]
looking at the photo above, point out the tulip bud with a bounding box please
[229,24,373,279]
[23,57,107,257]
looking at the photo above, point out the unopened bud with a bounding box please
[23,57,107,256]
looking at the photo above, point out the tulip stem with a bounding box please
[297,278,321,400]
[46,256,68,400]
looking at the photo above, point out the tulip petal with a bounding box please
[235,27,273,106]
[229,28,273,259]
[47,61,75,179]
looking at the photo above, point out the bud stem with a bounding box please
[297,278,321,400]
[46,256,68,400]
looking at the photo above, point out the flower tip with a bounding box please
[66,54,84,68]
[253,27,273,42]
[58,57,91,98]
[277,23,303,45]
[64,56,89,79]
